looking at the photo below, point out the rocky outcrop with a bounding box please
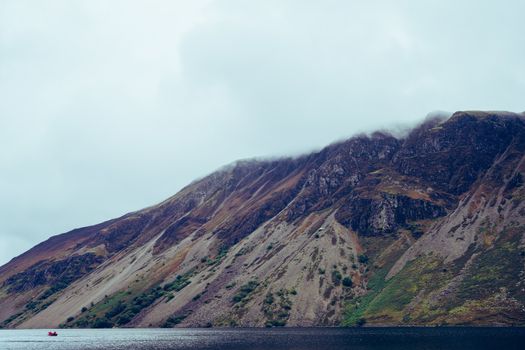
[5,253,104,294]
[337,193,446,235]
[393,111,525,194]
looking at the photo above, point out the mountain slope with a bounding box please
[1,110,525,328]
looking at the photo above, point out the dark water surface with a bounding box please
[1,327,524,350]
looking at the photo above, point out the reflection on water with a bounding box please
[1,327,524,350]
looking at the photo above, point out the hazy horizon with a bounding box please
[1,0,524,266]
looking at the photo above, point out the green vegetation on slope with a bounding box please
[457,228,525,304]
[232,280,259,304]
[342,267,388,326]
[62,272,193,328]
[262,288,295,327]
[343,226,525,326]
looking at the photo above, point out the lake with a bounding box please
[1,327,524,350]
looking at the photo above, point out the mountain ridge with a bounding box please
[1,110,525,328]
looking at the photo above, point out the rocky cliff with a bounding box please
[1,110,524,328]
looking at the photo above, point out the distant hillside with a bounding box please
[1,110,525,328]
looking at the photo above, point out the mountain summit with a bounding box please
[2,111,525,328]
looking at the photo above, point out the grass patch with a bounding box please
[342,277,353,288]
[162,312,190,328]
[262,289,293,327]
[163,272,192,293]
[202,246,230,267]
[331,270,342,286]
[63,284,171,328]
[457,232,524,303]
[342,267,388,326]
[232,280,259,304]
[358,254,369,264]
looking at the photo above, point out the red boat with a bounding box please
[48,331,58,336]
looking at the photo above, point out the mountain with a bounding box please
[1,110,525,329]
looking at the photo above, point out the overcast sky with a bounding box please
[1,0,524,266]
